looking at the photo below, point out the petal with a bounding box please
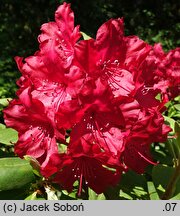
[53,156,121,194]
[55,3,75,36]
[38,2,81,70]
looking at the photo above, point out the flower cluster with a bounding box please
[4,3,179,195]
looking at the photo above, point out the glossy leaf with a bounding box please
[119,170,148,199]
[0,127,18,145]
[24,155,41,177]
[152,165,180,198]
[0,188,29,200]
[0,157,35,191]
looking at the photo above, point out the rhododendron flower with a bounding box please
[3,92,61,165]
[14,2,83,114]
[121,108,171,173]
[139,44,180,102]
[38,2,81,70]
[74,19,152,99]
[41,138,122,195]
[3,2,178,195]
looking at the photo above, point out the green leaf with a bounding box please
[119,170,149,199]
[0,123,6,129]
[174,96,180,102]
[171,192,180,200]
[59,193,75,200]
[0,157,35,191]
[155,93,161,101]
[45,185,58,200]
[104,185,121,200]
[151,142,174,166]
[0,98,12,107]
[164,116,176,133]
[25,192,38,200]
[61,190,77,200]
[173,113,180,118]
[147,181,160,200]
[81,32,92,40]
[152,165,180,198]
[174,104,180,111]
[25,192,46,200]
[0,187,29,200]
[0,127,18,145]
[24,155,41,177]
[88,188,106,200]
[58,143,67,154]
[119,190,133,200]
[175,122,180,148]
[166,139,179,160]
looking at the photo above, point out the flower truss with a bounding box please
[3,2,180,195]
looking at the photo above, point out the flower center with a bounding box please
[141,85,154,95]
[71,157,96,196]
[98,59,132,95]
[83,114,113,153]
[36,79,67,111]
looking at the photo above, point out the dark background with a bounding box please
[0,0,179,98]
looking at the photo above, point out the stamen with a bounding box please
[99,59,130,93]
[137,151,157,165]
[77,174,83,197]
[141,85,153,95]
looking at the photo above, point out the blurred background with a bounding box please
[0,0,180,99]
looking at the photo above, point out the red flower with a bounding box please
[38,2,81,70]
[14,2,83,114]
[3,2,177,196]
[122,108,171,173]
[74,19,151,100]
[41,138,122,195]
[54,156,120,195]
[139,44,180,103]
[162,47,180,99]
[56,82,126,157]
[3,90,62,165]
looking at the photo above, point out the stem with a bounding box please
[161,161,180,200]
